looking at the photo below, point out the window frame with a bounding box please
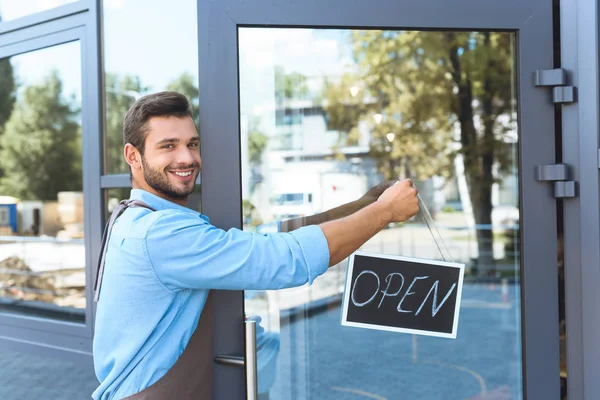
[0,5,101,357]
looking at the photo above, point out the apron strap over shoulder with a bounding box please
[93,199,156,302]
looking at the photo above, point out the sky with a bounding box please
[1,0,355,105]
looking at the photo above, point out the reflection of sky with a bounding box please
[3,2,354,104]
[241,28,353,78]
[239,28,354,117]
[101,0,199,91]
[10,41,81,102]
[0,0,76,21]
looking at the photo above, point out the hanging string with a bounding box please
[417,192,456,263]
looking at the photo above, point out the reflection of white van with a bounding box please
[267,171,367,221]
[269,192,315,220]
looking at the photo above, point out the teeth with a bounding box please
[174,171,192,177]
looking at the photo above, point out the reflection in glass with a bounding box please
[102,0,199,174]
[240,28,521,399]
[0,42,85,322]
[0,0,77,22]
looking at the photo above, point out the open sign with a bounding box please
[341,251,465,339]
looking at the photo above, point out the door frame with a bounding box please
[197,0,560,398]
[558,0,600,399]
[0,4,101,362]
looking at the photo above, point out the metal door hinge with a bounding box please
[533,68,577,104]
[535,163,578,198]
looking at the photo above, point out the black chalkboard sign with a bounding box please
[341,251,465,339]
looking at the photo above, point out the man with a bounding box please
[92,92,419,399]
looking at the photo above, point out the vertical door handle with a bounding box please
[213,319,259,399]
[245,319,258,400]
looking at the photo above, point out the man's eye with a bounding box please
[162,144,174,149]
[189,143,199,148]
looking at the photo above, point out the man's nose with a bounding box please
[176,147,198,166]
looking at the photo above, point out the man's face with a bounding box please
[136,116,201,202]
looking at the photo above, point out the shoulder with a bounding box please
[113,207,208,239]
[144,209,212,239]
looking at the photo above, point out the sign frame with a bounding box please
[340,250,466,339]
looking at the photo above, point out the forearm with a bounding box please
[320,201,391,266]
[279,197,373,233]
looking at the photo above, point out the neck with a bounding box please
[132,180,188,207]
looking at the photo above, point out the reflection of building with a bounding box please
[242,97,517,224]
[0,192,84,238]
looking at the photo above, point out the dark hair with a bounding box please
[123,91,192,155]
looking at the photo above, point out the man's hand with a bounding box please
[320,178,419,266]
[377,179,419,223]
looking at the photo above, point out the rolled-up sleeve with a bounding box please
[145,212,330,291]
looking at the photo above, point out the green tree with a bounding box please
[324,31,515,274]
[167,72,199,124]
[0,71,81,200]
[105,73,146,173]
[0,57,15,134]
[274,66,309,105]
[0,12,15,135]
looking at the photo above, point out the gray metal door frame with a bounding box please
[198,0,561,399]
[0,1,101,362]
[558,0,600,399]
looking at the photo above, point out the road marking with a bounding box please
[461,300,512,309]
[331,386,388,400]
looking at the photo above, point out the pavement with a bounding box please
[0,211,524,399]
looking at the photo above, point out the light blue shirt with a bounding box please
[92,189,330,399]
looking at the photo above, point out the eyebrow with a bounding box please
[156,137,200,145]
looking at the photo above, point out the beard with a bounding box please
[141,155,198,201]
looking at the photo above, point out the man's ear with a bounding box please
[124,143,142,171]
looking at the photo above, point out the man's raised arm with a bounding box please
[279,181,397,232]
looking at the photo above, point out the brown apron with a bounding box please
[94,200,214,400]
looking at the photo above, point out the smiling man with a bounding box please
[91,91,419,399]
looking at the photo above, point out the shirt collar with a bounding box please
[129,189,210,222]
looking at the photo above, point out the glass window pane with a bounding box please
[102,0,199,174]
[0,348,97,398]
[240,28,522,399]
[0,41,85,323]
[0,0,78,22]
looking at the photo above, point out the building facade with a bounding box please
[0,0,599,398]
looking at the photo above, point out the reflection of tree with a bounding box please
[0,71,82,200]
[105,73,146,173]
[167,72,199,124]
[274,66,308,105]
[324,31,515,274]
[0,14,17,178]
[0,58,15,134]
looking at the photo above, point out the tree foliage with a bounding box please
[104,73,146,173]
[0,57,15,135]
[0,71,82,200]
[274,66,308,104]
[324,31,516,272]
[167,71,199,125]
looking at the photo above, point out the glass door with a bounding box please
[198,1,560,399]
[240,27,522,400]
